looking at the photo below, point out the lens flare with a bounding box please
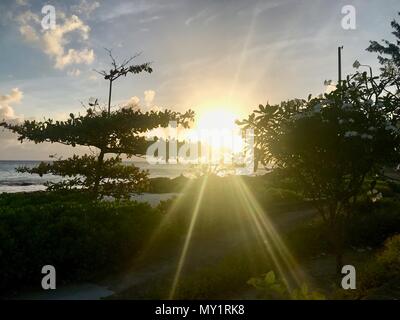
[169,176,208,299]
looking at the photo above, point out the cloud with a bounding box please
[88,74,98,81]
[124,90,159,111]
[17,10,40,42]
[72,0,100,18]
[185,9,207,26]
[16,0,29,6]
[67,68,81,77]
[98,2,157,21]
[0,88,23,120]
[144,90,156,106]
[139,15,161,24]
[126,96,140,109]
[17,11,95,70]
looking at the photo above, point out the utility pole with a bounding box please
[338,46,343,89]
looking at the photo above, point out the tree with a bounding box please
[238,71,400,272]
[367,12,400,75]
[0,53,194,199]
[96,48,153,115]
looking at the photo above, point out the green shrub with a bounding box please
[377,234,400,272]
[335,234,400,299]
[362,234,400,289]
[148,176,190,193]
[345,198,400,247]
[248,270,325,300]
[0,192,163,294]
[113,243,272,300]
[284,218,329,257]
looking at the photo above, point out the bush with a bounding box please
[339,234,400,299]
[0,192,163,294]
[284,219,329,257]
[148,175,190,193]
[345,198,400,247]
[113,243,272,299]
[248,271,325,300]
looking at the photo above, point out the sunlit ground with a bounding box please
[130,173,309,299]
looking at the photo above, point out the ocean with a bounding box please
[0,160,190,193]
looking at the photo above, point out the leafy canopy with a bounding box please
[238,71,400,214]
[0,50,195,199]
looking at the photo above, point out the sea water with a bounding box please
[0,160,189,193]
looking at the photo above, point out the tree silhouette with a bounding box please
[238,71,400,273]
[367,11,400,75]
[96,49,153,115]
[1,53,194,198]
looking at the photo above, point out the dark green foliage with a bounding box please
[1,107,193,151]
[367,12,400,74]
[0,107,194,198]
[0,54,195,198]
[148,176,191,193]
[344,234,400,299]
[238,71,400,271]
[248,270,325,300]
[345,198,400,247]
[0,192,163,294]
[284,219,329,257]
[238,75,400,205]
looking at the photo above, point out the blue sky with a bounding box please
[0,0,399,159]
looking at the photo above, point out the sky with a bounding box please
[0,0,399,160]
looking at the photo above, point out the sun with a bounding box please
[181,107,244,153]
[196,108,238,131]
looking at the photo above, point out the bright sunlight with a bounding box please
[182,107,244,153]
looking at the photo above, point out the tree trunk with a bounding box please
[335,250,343,274]
[108,80,113,116]
[93,150,105,197]
[326,215,345,275]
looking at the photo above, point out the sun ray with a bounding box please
[233,176,307,290]
[129,178,195,266]
[228,8,257,101]
[231,178,293,289]
[168,175,209,299]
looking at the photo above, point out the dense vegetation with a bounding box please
[0,191,164,294]
[1,172,400,298]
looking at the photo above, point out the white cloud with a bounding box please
[139,15,161,24]
[144,90,156,106]
[16,0,29,6]
[0,88,23,120]
[98,2,157,21]
[72,0,100,18]
[185,9,207,26]
[67,68,82,77]
[17,11,40,42]
[17,11,95,70]
[126,96,140,109]
[88,74,98,81]
[123,91,162,112]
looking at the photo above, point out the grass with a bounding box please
[2,175,400,299]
